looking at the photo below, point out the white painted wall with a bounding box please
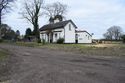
[52,28,64,42]
[40,31,48,42]
[64,22,76,43]
[76,32,92,43]
[40,21,92,44]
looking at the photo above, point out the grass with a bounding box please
[15,42,42,47]
[17,42,125,56]
[0,49,8,61]
[39,43,125,56]
[3,41,125,56]
[0,49,10,82]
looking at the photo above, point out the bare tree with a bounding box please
[103,26,123,40]
[20,0,43,41]
[0,0,13,39]
[43,2,67,18]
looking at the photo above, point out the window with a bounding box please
[88,36,89,40]
[69,24,71,31]
[79,38,83,40]
[55,33,57,38]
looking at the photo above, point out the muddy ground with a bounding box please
[0,44,125,83]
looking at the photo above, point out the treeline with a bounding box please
[103,26,125,43]
[0,24,20,41]
[0,23,42,43]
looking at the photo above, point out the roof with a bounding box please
[40,20,77,31]
[76,30,92,36]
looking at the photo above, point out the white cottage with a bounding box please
[40,15,92,43]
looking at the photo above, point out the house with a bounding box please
[40,15,92,43]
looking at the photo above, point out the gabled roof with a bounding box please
[40,20,77,31]
[76,30,92,36]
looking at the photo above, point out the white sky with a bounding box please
[3,0,125,39]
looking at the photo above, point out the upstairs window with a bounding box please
[69,24,71,31]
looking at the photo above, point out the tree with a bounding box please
[0,0,14,39]
[25,28,32,41]
[20,0,43,42]
[1,24,16,40]
[1,24,11,37]
[25,28,32,37]
[15,30,20,40]
[43,2,67,18]
[103,26,123,40]
[121,35,125,43]
[16,30,20,36]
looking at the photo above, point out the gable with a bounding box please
[64,22,76,31]
[67,20,77,29]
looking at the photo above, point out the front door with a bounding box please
[50,32,53,43]
[75,34,78,44]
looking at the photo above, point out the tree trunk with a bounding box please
[33,16,40,42]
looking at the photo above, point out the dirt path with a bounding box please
[0,44,125,83]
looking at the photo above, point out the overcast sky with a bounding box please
[3,0,125,39]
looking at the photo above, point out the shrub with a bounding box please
[57,38,64,44]
[0,39,3,43]
[37,39,41,43]
[42,39,46,45]
[121,35,125,43]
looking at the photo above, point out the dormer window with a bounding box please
[69,24,71,31]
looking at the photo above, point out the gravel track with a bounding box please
[0,44,125,83]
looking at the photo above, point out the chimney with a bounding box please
[54,15,63,23]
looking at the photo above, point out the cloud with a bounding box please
[3,0,125,39]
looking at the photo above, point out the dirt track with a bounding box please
[0,44,125,83]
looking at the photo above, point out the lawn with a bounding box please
[13,42,125,56]
[41,44,125,56]
[0,49,8,61]
[0,49,9,82]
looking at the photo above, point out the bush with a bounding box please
[0,39,3,43]
[42,39,46,45]
[121,35,125,43]
[37,39,41,43]
[57,38,64,44]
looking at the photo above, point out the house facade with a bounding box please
[40,15,92,43]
